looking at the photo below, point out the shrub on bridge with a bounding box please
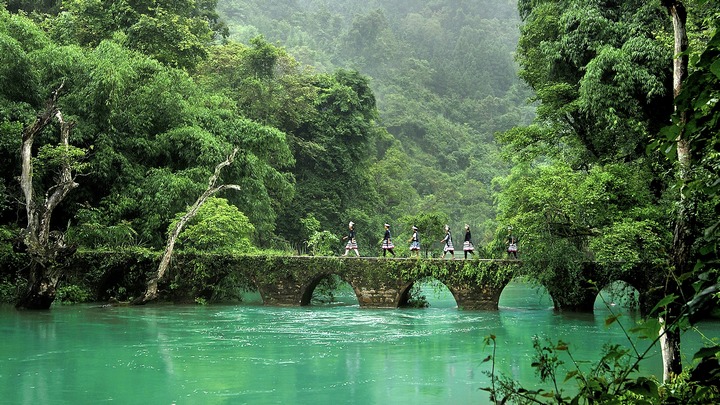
[403,259,516,287]
[172,198,256,254]
[62,250,265,304]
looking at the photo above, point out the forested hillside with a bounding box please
[216,0,535,243]
[0,0,537,307]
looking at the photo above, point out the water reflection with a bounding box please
[1,282,718,405]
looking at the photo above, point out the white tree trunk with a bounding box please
[660,0,689,382]
[17,84,80,310]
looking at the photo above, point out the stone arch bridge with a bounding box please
[185,256,663,313]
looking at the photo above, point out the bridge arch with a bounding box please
[498,278,553,310]
[397,277,459,308]
[300,273,356,306]
[594,280,642,313]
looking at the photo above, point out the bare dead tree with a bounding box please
[659,0,690,382]
[133,148,242,305]
[16,83,80,309]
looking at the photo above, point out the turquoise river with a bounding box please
[1,281,718,405]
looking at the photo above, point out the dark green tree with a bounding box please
[48,0,226,69]
[497,0,720,389]
[196,38,382,248]
[0,6,295,308]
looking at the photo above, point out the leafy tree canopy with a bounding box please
[47,0,226,69]
[0,6,294,251]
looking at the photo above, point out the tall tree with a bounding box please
[49,0,225,69]
[659,0,689,383]
[508,0,720,383]
[16,84,85,309]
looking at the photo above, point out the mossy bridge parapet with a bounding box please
[234,256,518,310]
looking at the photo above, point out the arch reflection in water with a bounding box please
[594,280,640,312]
[2,282,717,404]
[498,278,553,310]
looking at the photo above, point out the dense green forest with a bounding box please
[495,1,720,400]
[0,0,526,309]
[0,0,532,266]
[215,0,535,246]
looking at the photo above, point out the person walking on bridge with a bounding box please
[463,224,475,259]
[440,225,455,259]
[342,221,360,256]
[409,226,421,257]
[506,226,518,259]
[381,223,396,257]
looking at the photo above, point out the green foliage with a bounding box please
[514,0,672,164]
[216,0,529,240]
[0,280,18,303]
[657,26,720,274]
[298,214,321,244]
[0,21,40,105]
[55,284,92,304]
[499,0,700,320]
[483,309,720,404]
[398,211,449,257]
[496,160,671,274]
[657,19,720,400]
[53,249,259,304]
[195,37,382,248]
[404,281,429,308]
[6,0,60,14]
[494,0,720,378]
[310,274,344,304]
[174,197,255,254]
[306,230,338,256]
[66,207,138,248]
[25,248,161,302]
[50,0,221,69]
[1,9,296,249]
[504,0,719,317]
[589,219,667,270]
[369,143,419,219]
[33,143,88,175]
[0,225,23,303]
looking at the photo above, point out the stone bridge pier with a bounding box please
[444,283,507,310]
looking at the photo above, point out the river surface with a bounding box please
[1,281,717,405]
